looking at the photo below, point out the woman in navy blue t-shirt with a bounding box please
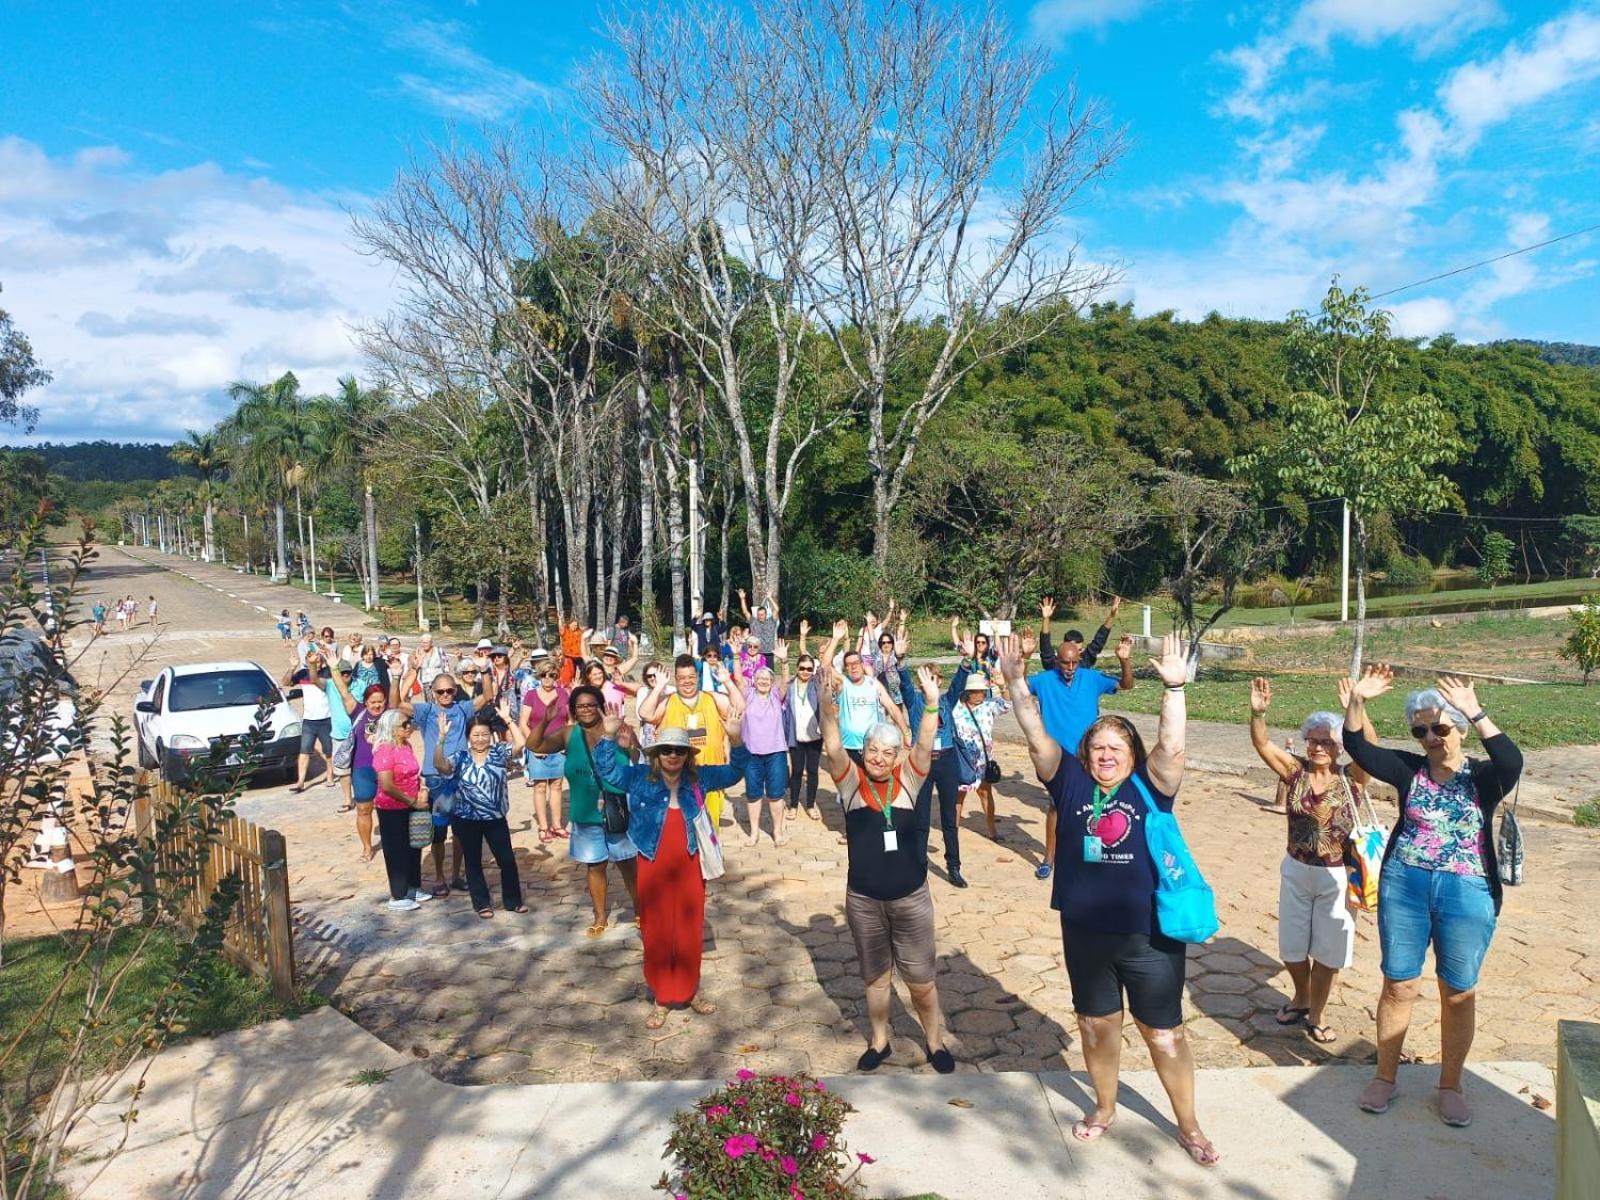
[1000,632,1218,1168]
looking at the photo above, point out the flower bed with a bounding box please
[657,1070,873,1199]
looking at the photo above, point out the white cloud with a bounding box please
[1388,296,1458,336]
[385,16,557,118]
[1028,0,1150,46]
[1439,9,1600,135]
[0,137,392,442]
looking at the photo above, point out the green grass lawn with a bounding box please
[0,927,319,1115]
[1108,667,1597,750]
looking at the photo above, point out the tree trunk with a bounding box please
[295,488,308,585]
[497,545,511,637]
[662,375,689,648]
[308,510,319,593]
[414,519,426,630]
[1350,514,1369,681]
[636,373,658,635]
[203,499,215,562]
[554,474,591,626]
[592,496,605,630]
[717,480,733,619]
[274,500,287,582]
[471,578,486,638]
[364,484,380,610]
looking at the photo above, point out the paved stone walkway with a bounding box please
[48,544,1600,1087]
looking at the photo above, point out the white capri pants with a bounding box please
[1278,854,1355,969]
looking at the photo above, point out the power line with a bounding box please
[1403,508,1574,525]
[1370,220,1600,300]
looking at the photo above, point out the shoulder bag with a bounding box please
[1497,780,1524,886]
[1128,773,1218,944]
[953,702,1002,785]
[690,784,725,881]
[1341,769,1387,912]
[581,734,630,837]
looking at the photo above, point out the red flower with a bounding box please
[780,1156,799,1176]
[856,1152,875,1165]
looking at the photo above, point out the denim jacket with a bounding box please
[899,662,970,751]
[592,738,746,861]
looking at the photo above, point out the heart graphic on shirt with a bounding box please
[1092,809,1131,847]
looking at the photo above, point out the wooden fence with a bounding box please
[134,781,296,1002]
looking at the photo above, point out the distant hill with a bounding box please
[1495,340,1600,369]
[6,441,196,482]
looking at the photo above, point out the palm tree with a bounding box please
[311,377,390,608]
[221,372,314,583]
[168,431,228,562]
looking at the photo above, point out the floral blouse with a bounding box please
[951,696,1010,779]
[1284,765,1360,867]
[1392,765,1486,876]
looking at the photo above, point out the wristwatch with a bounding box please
[1469,709,1488,723]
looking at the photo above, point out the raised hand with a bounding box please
[1041,596,1057,622]
[738,587,747,598]
[775,640,789,662]
[894,627,909,657]
[959,633,975,659]
[1336,676,1353,709]
[1149,632,1188,687]
[831,618,849,641]
[1436,675,1480,719]
[996,634,1028,684]
[1108,596,1123,620]
[601,708,623,737]
[1115,634,1134,662]
[1250,676,1272,715]
[1351,663,1394,701]
[1019,629,1037,657]
[616,722,639,753]
[799,619,810,638]
[915,664,940,702]
[712,662,733,687]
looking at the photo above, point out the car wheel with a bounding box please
[156,742,180,784]
[137,729,157,770]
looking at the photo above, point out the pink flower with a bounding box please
[760,1147,777,1162]
[733,1097,749,1107]
[783,1092,802,1106]
[725,1136,751,1159]
[736,1069,756,1081]
[704,1104,730,1119]
[780,1156,799,1176]
[814,1081,826,1091]
[857,1152,875,1165]
[810,1134,828,1151]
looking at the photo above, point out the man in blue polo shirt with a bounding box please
[1031,629,1134,880]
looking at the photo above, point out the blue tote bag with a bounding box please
[1129,773,1218,944]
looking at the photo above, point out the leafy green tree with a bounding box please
[1559,596,1600,685]
[0,286,51,432]
[168,431,229,562]
[1475,529,1514,586]
[1234,280,1460,677]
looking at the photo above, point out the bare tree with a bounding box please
[585,7,848,603]
[776,0,1123,569]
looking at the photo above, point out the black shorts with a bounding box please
[1060,918,1187,1030]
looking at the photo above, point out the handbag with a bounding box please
[407,809,434,848]
[954,702,1001,786]
[691,785,725,881]
[1342,773,1387,912]
[1497,781,1524,886]
[1128,773,1218,944]
[579,733,630,836]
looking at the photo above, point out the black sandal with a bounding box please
[857,1044,892,1072]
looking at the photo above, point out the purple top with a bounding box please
[740,689,788,755]
[351,708,378,771]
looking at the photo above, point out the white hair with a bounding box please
[864,721,903,751]
[1300,711,1345,747]
[374,708,410,747]
[1405,688,1469,732]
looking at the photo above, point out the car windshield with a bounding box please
[168,670,277,713]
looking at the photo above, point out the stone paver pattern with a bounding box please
[44,544,1600,1088]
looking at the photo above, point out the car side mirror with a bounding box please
[134,699,156,714]
[285,687,303,701]
[138,680,153,691]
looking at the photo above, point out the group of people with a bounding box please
[280,593,1523,1169]
[89,594,156,636]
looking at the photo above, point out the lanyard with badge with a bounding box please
[862,772,899,853]
[1083,784,1112,863]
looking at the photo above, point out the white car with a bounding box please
[134,661,302,784]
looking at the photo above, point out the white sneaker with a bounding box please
[410,888,433,903]
[387,897,419,911]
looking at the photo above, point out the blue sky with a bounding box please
[3,0,1598,443]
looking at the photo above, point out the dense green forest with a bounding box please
[1,441,197,482]
[1496,340,1600,370]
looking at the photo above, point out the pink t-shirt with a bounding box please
[371,743,420,811]
[522,686,570,739]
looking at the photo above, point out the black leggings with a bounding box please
[451,817,523,912]
[915,750,962,872]
[787,739,821,808]
[376,807,422,901]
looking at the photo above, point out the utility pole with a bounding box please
[1340,499,1351,623]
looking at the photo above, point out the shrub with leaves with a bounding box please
[1559,595,1600,685]
[656,1070,872,1200]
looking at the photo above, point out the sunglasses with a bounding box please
[1411,723,1456,739]
[656,746,688,757]
[434,687,457,697]
[797,665,814,672]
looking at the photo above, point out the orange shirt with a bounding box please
[561,627,584,658]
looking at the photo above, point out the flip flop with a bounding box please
[644,1006,669,1030]
[1307,1023,1337,1044]
[585,922,608,939]
[289,785,308,794]
[430,883,450,898]
[1072,1118,1114,1143]
[477,908,495,920]
[539,829,554,843]
[1275,1005,1310,1026]
[690,997,717,1015]
[1176,1131,1220,1167]
[337,803,355,813]
[509,904,530,914]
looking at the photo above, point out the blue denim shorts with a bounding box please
[1378,859,1497,991]
[526,750,566,781]
[743,751,788,800]
[568,821,639,865]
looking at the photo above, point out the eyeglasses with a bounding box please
[1305,737,1339,749]
[434,688,457,697]
[1411,723,1456,739]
